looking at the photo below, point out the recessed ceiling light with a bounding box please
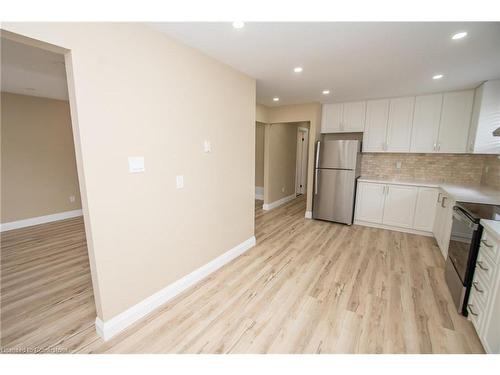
[322,90,330,95]
[273,97,280,102]
[452,31,467,40]
[232,21,245,29]
[293,67,303,73]
[433,74,444,80]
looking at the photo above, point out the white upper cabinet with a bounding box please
[321,102,365,133]
[386,97,415,152]
[342,101,366,132]
[410,94,442,153]
[468,80,500,154]
[438,90,474,153]
[363,99,389,152]
[321,103,343,133]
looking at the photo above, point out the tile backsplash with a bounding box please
[361,153,500,187]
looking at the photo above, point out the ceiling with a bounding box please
[149,22,500,106]
[1,37,68,100]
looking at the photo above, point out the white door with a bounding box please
[410,94,442,153]
[355,182,386,223]
[386,97,415,152]
[342,101,366,132]
[437,90,474,153]
[363,99,389,152]
[321,103,343,133]
[295,128,309,195]
[413,187,439,232]
[382,185,418,228]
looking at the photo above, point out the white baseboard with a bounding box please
[262,194,296,211]
[95,235,256,341]
[354,220,433,237]
[255,186,264,201]
[305,210,312,219]
[0,209,83,232]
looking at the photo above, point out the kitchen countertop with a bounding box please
[358,177,500,205]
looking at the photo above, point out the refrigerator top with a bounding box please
[316,140,360,170]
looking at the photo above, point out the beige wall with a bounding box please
[2,23,256,321]
[258,103,321,212]
[1,92,82,223]
[255,122,265,188]
[265,123,298,203]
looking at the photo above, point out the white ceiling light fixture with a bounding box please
[273,97,280,102]
[452,31,468,40]
[293,66,303,73]
[322,90,330,95]
[232,21,245,29]
[433,74,444,80]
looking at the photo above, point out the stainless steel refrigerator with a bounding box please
[312,140,361,224]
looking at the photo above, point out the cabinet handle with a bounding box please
[477,261,489,271]
[481,239,493,248]
[437,192,442,203]
[433,142,437,151]
[467,304,479,317]
[472,281,484,293]
[438,142,441,151]
[441,196,447,208]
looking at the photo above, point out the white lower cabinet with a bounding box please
[432,191,455,259]
[382,185,417,228]
[355,182,385,223]
[355,181,439,234]
[468,225,500,353]
[413,188,439,232]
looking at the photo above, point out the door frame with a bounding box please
[295,126,309,195]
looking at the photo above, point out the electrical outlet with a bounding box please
[396,161,402,169]
[69,195,76,203]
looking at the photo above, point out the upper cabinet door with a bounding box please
[342,101,366,132]
[410,94,442,153]
[321,104,343,133]
[437,90,474,153]
[363,99,389,152]
[386,97,415,152]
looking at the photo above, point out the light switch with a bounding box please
[176,175,184,189]
[204,140,211,153]
[128,157,145,173]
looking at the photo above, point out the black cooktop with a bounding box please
[457,201,500,222]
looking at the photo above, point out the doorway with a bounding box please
[0,35,96,352]
[295,126,309,195]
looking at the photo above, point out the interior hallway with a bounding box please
[1,196,484,353]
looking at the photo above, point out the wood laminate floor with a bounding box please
[0,196,484,353]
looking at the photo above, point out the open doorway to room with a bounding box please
[0,36,96,352]
[295,125,309,196]
[254,122,265,211]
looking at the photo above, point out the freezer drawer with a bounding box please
[313,169,356,224]
[316,140,360,170]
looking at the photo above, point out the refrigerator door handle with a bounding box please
[315,141,321,168]
[315,169,319,195]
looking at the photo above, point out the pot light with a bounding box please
[293,67,303,73]
[273,97,280,102]
[433,74,444,80]
[452,31,467,40]
[232,21,245,29]
[322,90,330,95]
